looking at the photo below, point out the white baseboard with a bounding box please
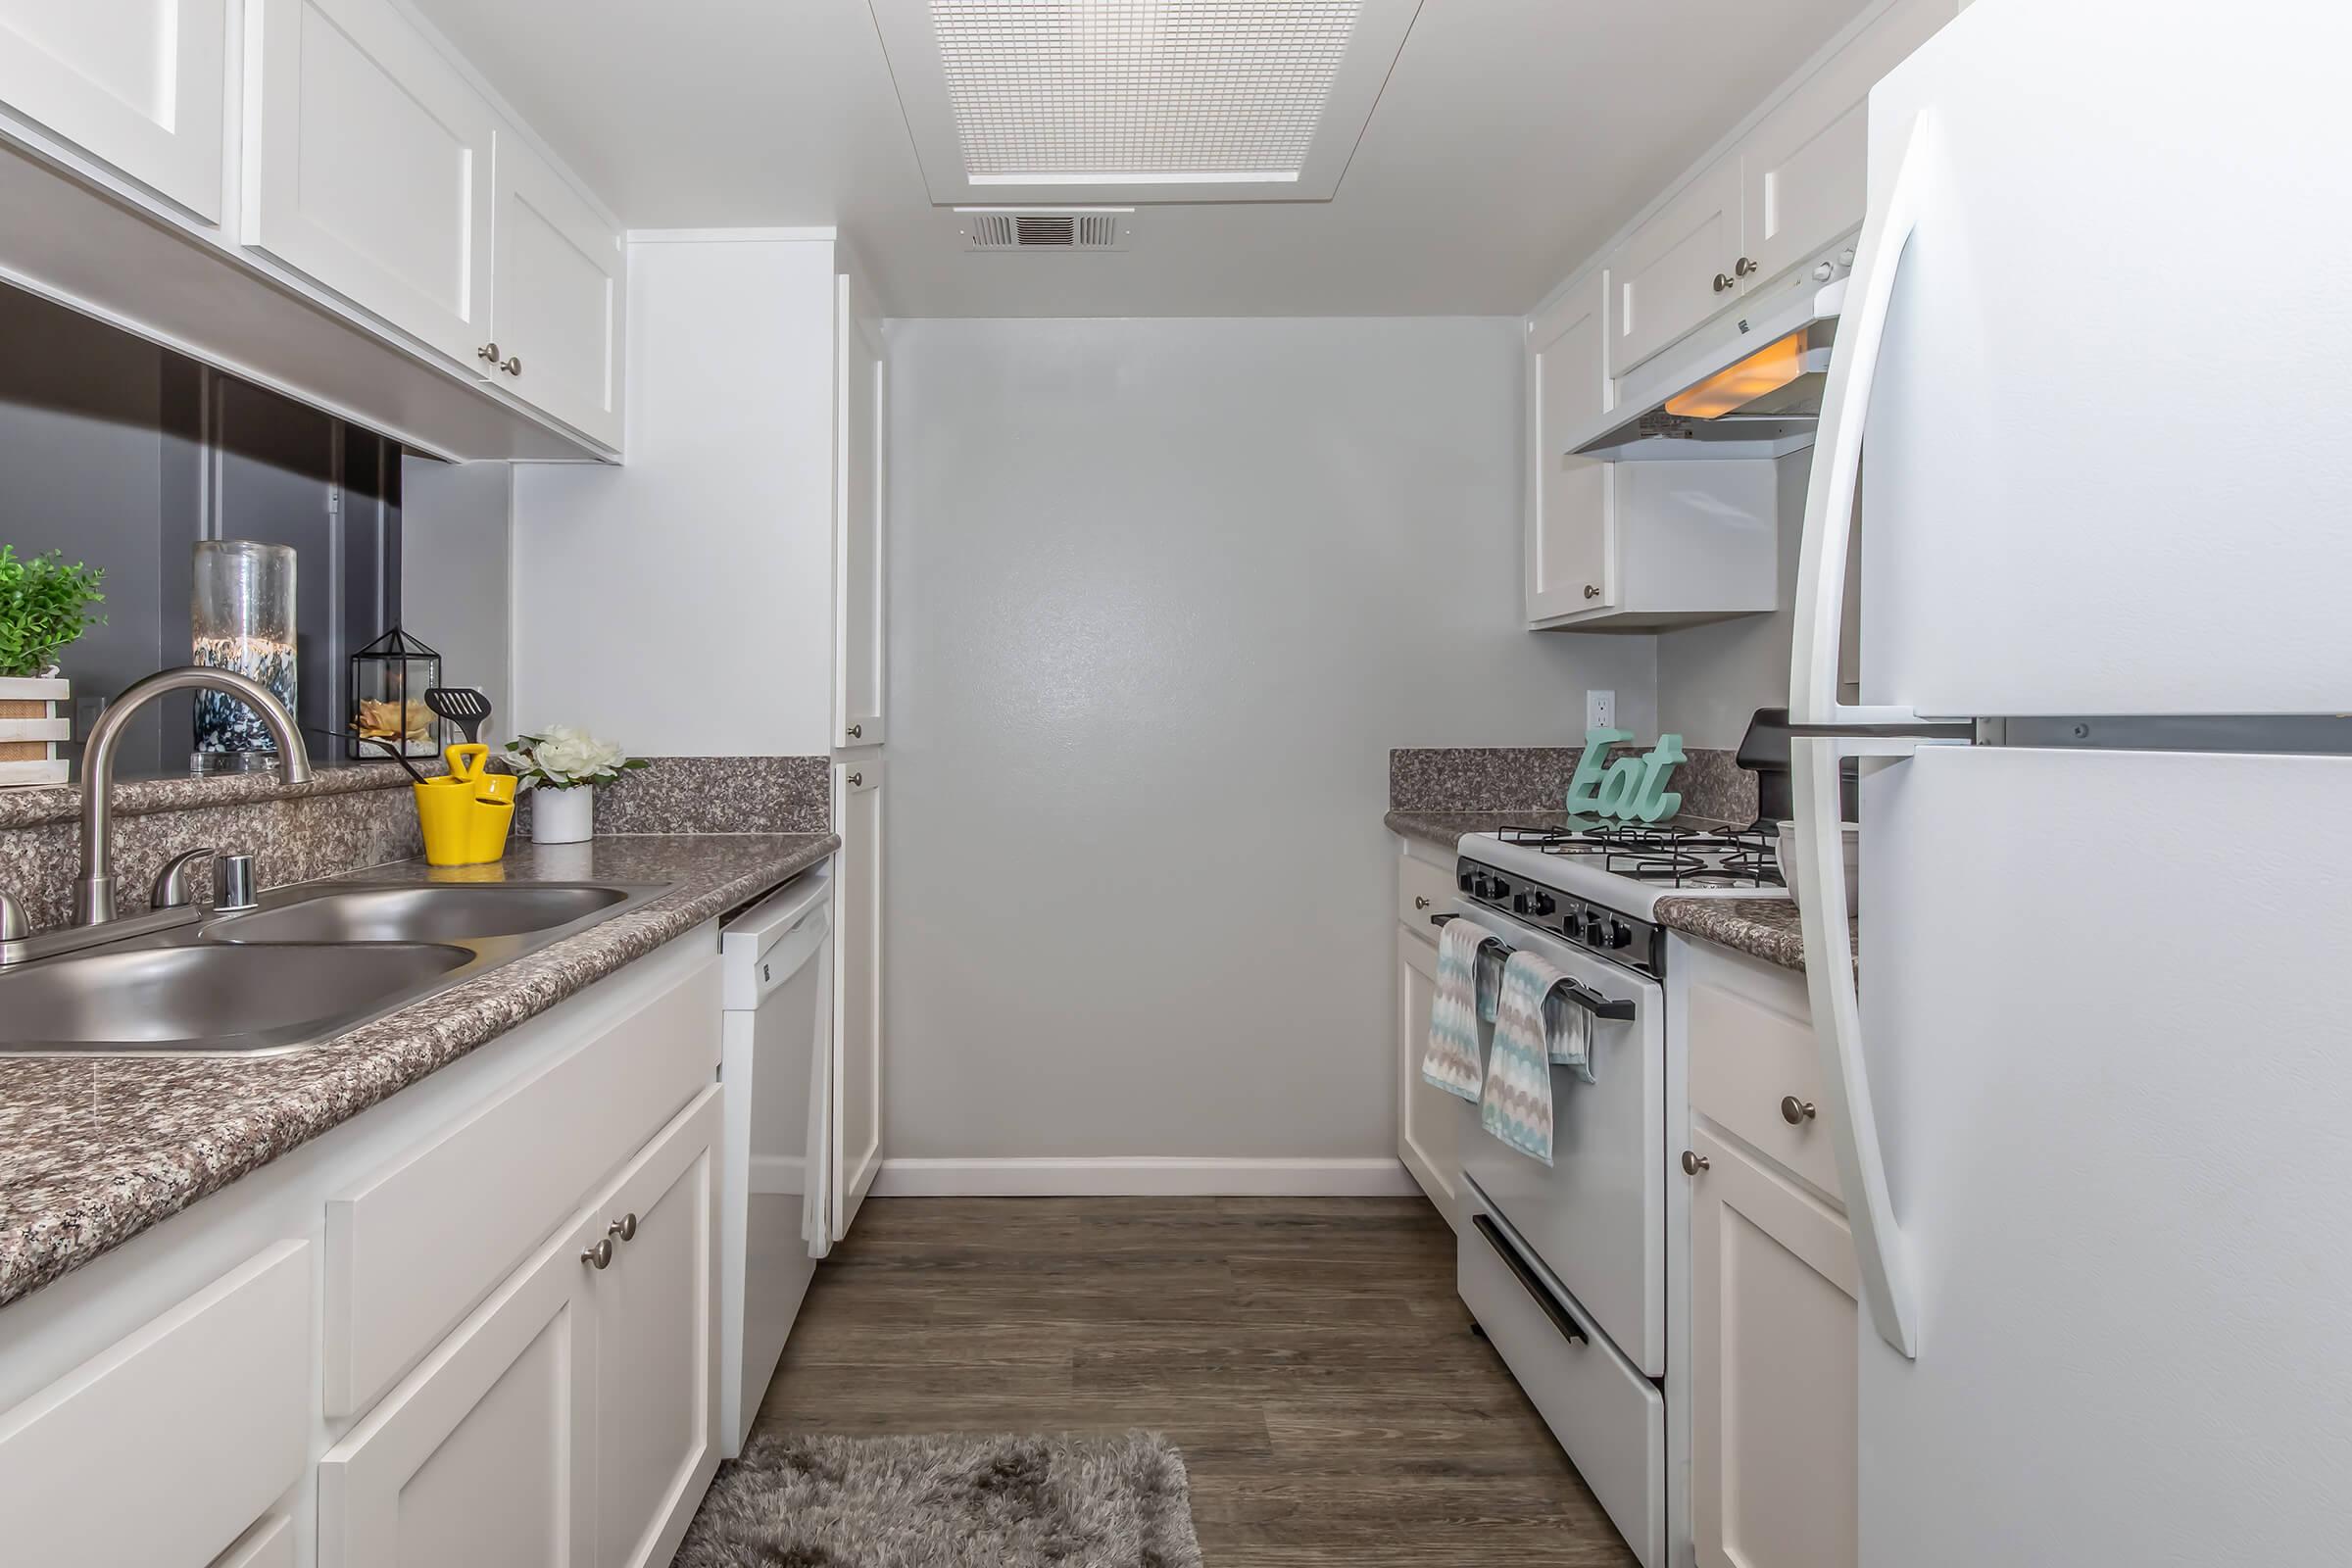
[867,1156,1421,1199]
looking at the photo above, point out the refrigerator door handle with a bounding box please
[1789,108,1936,736]
[1793,736,1920,1359]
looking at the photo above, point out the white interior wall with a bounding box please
[509,235,837,755]
[883,316,1659,1174]
[399,457,514,746]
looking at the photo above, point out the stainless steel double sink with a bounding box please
[0,879,671,1056]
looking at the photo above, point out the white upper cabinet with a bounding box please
[1526,273,1615,619]
[1737,0,1956,295]
[243,0,498,368]
[0,0,228,220]
[1606,159,1741,376]
[492,130,624,447]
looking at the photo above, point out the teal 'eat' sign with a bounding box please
[1566,729,1686,822]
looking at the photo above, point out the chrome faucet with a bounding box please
[75,667,313,925]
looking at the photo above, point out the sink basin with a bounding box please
[206,883,631,945]
[0,943,471,1054]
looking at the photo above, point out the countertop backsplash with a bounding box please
[1390,746,1756,825]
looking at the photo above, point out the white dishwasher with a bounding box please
[717,868,833,1457]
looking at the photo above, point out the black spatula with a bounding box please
[424,686,493,745]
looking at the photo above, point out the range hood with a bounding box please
[1568,274,1846,462]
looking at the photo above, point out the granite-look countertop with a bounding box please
[0,832,837,1309]
[1652,898,1815,972]
[1384,808,1586,851]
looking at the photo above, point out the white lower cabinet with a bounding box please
[592,1089,722,1568]
[1683,942,1858,1568]
[1395,926,1461,1220]
[320,1087,721,1568]
[830,758,886,1242]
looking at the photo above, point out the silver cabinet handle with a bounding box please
[846,723,862,739]
[847,771,863,786]
[1413,896,1432,910]
[1584,584,1601,600]
[581,1237,613,1269]
[477,341,500,363]
[1735,256,1758,277]
[1713,272,1735,293]
[1781,1096,1818,1125]
[503,356,522,376]
[608,1212,638,1243]
[1681,1150,1709,1176]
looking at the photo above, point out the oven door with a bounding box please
[1453,900,1666,1376]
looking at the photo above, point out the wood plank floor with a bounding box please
[749,1197,1640,1565]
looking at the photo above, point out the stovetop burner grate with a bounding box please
[1493,822,1787,890]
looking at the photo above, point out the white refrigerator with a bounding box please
[1785,1,2352,1562]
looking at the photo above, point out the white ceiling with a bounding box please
[410,0,1878,318]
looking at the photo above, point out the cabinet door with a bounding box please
[1525,274,1614,620]
[1690,1125,1858,1568]
[1395,927,1461,1225]
[319,1211,599,1568]
[830,757,885,1240]
[0,0,226,219]
[1606,157,1740,374]
[593,1088,721,1568]
[490,131,623,448]
[243,0,497,367]
[835,270,887,748]
[1737,0,1955,292]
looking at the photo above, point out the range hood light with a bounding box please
[1664,331,1808,419]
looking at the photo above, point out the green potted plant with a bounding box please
[0,546,106,787]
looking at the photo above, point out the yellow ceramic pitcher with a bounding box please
[414,743,515,866]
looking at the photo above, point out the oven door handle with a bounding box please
[1471,1213,1587,1348]
[1430,913,1638,1021]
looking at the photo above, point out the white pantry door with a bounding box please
[829,757,884,1240]
[0,0,227,219]
[243,0,497,367]
[834,270,887,749]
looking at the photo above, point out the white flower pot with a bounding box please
[530,785,595,845]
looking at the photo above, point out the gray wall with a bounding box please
[1655,454,1861,750]
[884,316,1658,1166]
[400,458,514,746]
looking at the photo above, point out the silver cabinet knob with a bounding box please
[847,771,864,786]
[581,1237,613,1269]
[1413,896,1432,910]
[1781,1096,1818,1125]
[503,356,522,376]
[846,723,862,740]
[477,341,500,363]
[1735,256,1758,277]
[1713,272,1734,293]
[608,1212,638,1243]
[1583,584,1601,600]
[1681,1150,1709,1176]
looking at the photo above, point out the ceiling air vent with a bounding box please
[959,209,1134,253]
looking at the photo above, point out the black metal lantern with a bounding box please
[349,626,443,760]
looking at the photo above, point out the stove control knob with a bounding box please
[1513,893,1532,914]
[1492,878,1513,900]
[1457,868,1476,893]
[1607,920,1634,950]
[1470,873,1491,897]
[1530,892,1556,916]
[1585,921,1607,947]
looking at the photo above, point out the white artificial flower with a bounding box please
[525,724,630,788]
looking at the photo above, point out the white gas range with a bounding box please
[1442,819,1784,1568]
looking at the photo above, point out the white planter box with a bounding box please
[0,676,71,786]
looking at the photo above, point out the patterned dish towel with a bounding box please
[1481,951,1594,1166]
[1421,916,1500,1103]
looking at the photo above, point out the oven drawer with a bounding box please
[1397,847,1456,932]
[1459,1186,1663,1567]
[1687,956,1842,1203]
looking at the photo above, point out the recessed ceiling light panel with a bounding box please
[870,0,1423,205]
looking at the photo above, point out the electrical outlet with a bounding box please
[1585,690,1615,732]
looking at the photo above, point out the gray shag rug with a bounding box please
[672,1431,1205,1568]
